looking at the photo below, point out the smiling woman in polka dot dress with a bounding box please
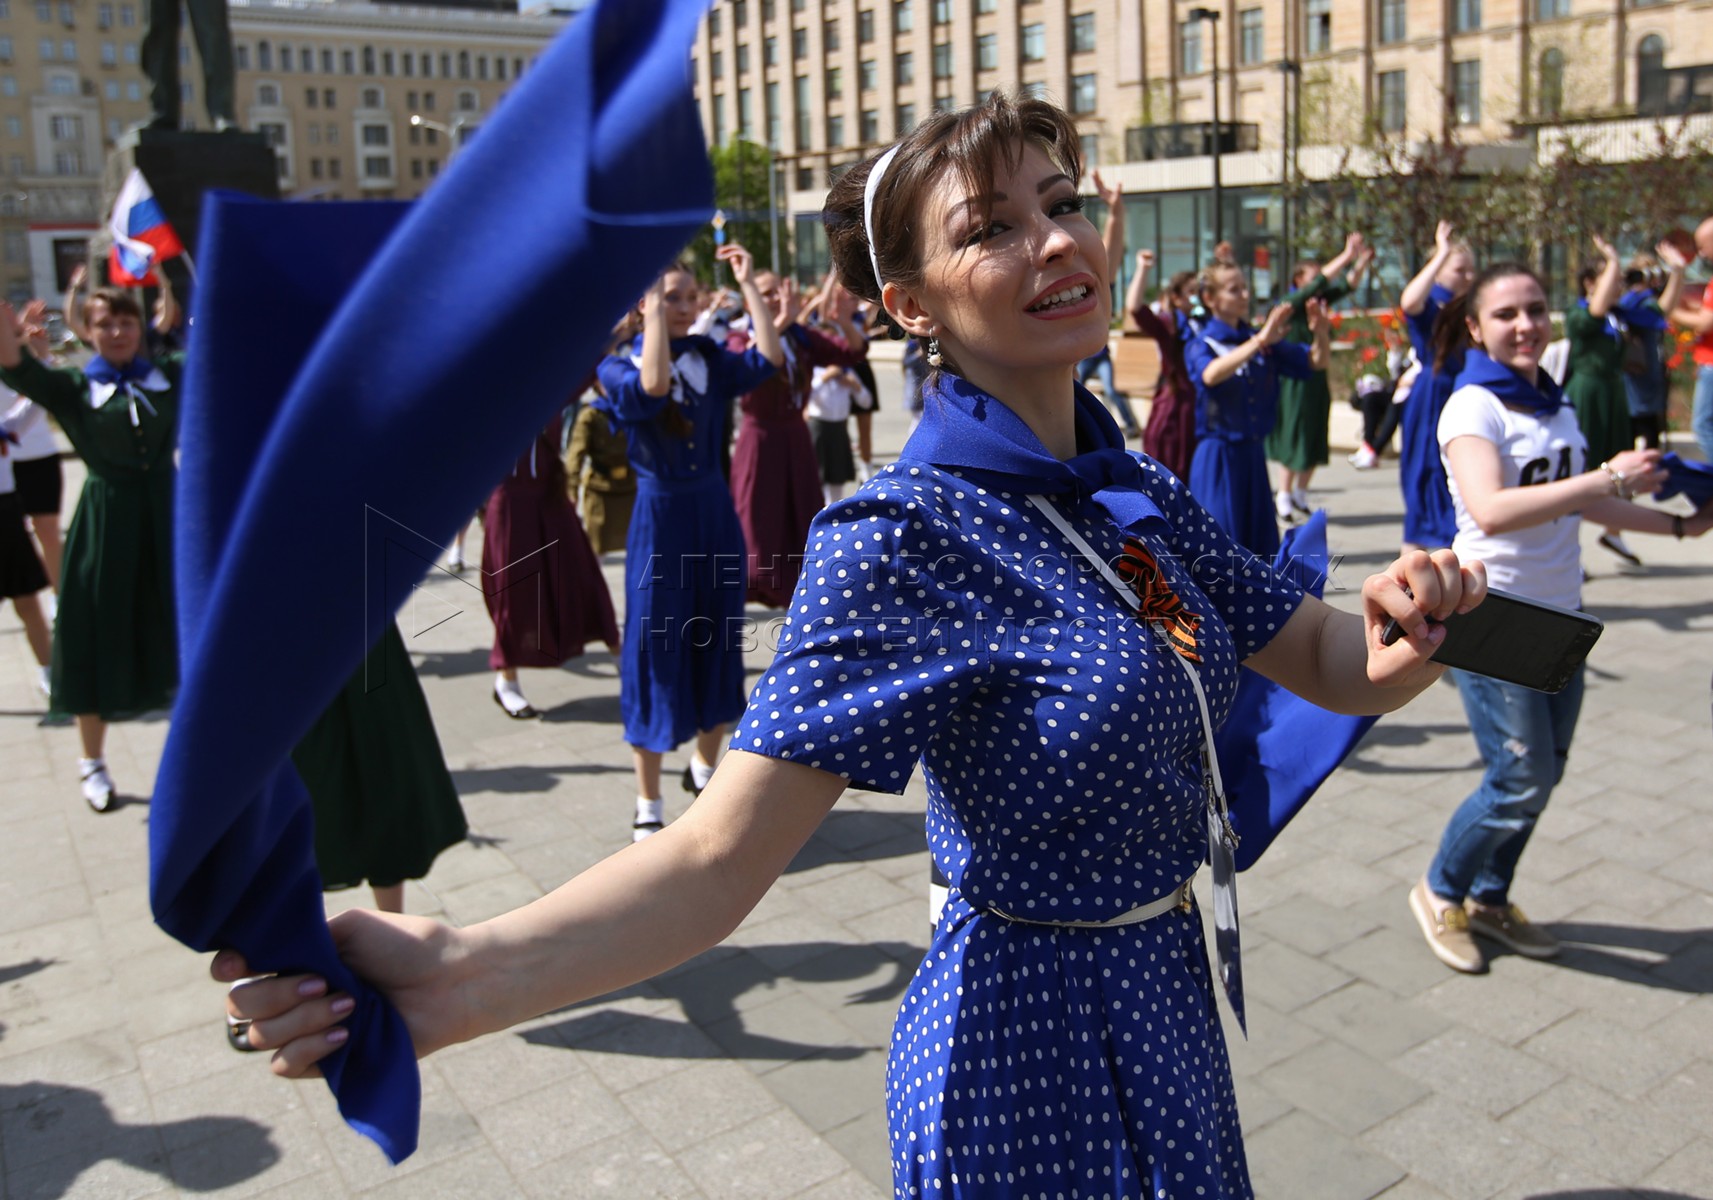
[214,94,1487,1200]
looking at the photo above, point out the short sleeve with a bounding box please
[1270,341,1314,380]
[594,353,669,424]
[1438,384,1504,451]
[1617,296,1666,333]
[1405,295,1441,360]
[1183,334,1215,387]
[711,343,780,396]
[1146,461,1307,661]
[731,480,995,794]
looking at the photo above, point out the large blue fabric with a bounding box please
[1219,511,1379,870]
[148,0,713,1163]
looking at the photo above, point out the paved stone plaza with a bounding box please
[2,346,1711,1199]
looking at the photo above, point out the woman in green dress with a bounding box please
[1563,236,1639,566]
[0,289,178,812]
[1267,232,1374,522]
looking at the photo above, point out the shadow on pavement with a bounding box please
[0,1082,279,1197]
[1524,1192,1705,1199]
[1530,922,1713,994]
[1583,596,1713,634]
[784,808,924,875]
[450,761,628,794]
[1343,720,1481,774]
[536,692,622,725]
[0,958,55,987]
[405,647,492,680]
[521,939,921,1064]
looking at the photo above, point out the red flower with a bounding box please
[1667,353,1684,370]
[1360,347,1378,363]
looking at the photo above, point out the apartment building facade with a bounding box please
[692,0,1713,289]
[0,0,563,302]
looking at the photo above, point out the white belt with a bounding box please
[987,875,1195,929]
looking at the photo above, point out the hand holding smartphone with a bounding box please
[1380,587,1602,694]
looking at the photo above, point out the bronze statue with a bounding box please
[141,0,237,130]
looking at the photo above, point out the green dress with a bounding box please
[0,352,180,718]
[1563,304,1632,467]
[291,625,468,890]
[1264,272,1350,472]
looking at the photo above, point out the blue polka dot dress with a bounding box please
[735,448,1305,1199]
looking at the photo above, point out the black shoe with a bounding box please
[1597,532,1642,566]
[492,686,538,720]
[681,763,705,797]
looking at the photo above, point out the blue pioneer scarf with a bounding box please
[1455,348,1565,416]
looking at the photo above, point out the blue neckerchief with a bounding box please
[1429,281,1455,307]
[85,354,157,385]
[1657,452,1713,507]
[1200,315,1255,354]
[903,371,1168,537]
[1454,349,1564,416]
[1576,297,1622,340]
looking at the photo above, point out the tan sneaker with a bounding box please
[1409,880,1485,973]
[1466,902,1560,959]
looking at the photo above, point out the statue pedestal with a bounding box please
[95,129,280,291]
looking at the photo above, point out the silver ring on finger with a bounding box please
[226,1016,263,1053]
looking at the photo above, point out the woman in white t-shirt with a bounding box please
[1410,262,1713,975]
[805,361,872,506]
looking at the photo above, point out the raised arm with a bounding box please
[1345,241,1375,291]
[215,752,848,1074]
[1201,303,1293,387]
[1319,231,1361,280]
[61,264,89,343]
[1124,249,1153,329]
[1092,169,1126,280]
[720,243,783,367]
[1656,239,1690,324]
[635,282,674,398]
[1585,235,1623,320]
[1401,220,1456,316]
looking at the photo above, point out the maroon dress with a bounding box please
[727,324,849,607]
[1133,304,1198,482]
[482,414,619,669]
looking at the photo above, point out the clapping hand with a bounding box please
[1256,303,1294,347]
[717,242,758,288]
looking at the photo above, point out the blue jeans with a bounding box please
[1077,352,1135,432]
[1427,667,1585,906]
[1693,364,1713,463]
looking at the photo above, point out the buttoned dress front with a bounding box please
[734,380,1305,1198]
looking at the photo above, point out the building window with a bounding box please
[47,72,74,94]
[733,0,747,26]
[1537,48,1565,117]
[53,148,82,174]
[1021,23,1044,62]
[1453,0,1481,32]
[1377,0,1405,45]
[711,49,722,80]
[37,38,53,60]
[827,112,844,146]
[977,0,996,10]
[861,107,878,142]
[894,0,912,35]
[1179,21,1202,74]
[824,18,839,51]
[3,231,25,263]
[233,43,246,69]
[708,6,720,35]
[858,8,873,42]
[97,1,112,25]
[362,46,375,74]
[1019,80,1048,100]
[1452,58,1480,124]
[126,80,139,99]
[325,122,338,143]
[931,0,949,24]
[383,50,395,76]
[328,158,341,179]
[791,27,807,59]
[826,65,842,98]
[258,82,279,105]
[103,80,117,99]
[1238,8,1263,64]
[1070,12,1096,55]
[49,113,80,139]
[120,2,134,24]
[859,58,876,90]
[361,123,389,147]
[896,100,914,133]
[1305,0,1331,54]
[766,78,780,147]
[1378,69,1405,132]
[1079,131,1098,166]
[895,50,913,85]
[711,94,725,144]
[1636,34,1665,111]
[737,87,753,138]
[321,48,334,72]
[344,49,357,74]
[258,121,286,148]
[361,86,381,107]
[794,74,810,150]
[363,155,390,179]
[3,115,16,136]
[1534,0,1568,19]
[976,33,997,71]
[455,89,477,112]
[1070,72,1096,114]
[305,86,318,107]
[324,87,336,107]
[280,45,292,71]
[764,37,776,67]
[932,41,951,79]
[736,42,748,74]
[307,123,319,143]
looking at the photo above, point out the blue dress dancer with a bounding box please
[1397,221,1475,550]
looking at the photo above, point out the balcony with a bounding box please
[1123,121,1259,163]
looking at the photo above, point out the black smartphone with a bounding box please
[1380,587,1603,694]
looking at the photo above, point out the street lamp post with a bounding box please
[409,113,471,165]
[1188,6,1223,250]
[1278,59,1300,282]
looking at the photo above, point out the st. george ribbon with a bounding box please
[148,0,713,1163]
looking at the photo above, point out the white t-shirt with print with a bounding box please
[1438,382,1587,610]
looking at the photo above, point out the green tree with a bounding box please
[683,139,792,284]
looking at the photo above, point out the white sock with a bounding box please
[37,666,51,695]
[494,674,532,715]
[1292,488,1309,508]
[78,755,105,774]
[689,754,716,790]
[635,796,664,826]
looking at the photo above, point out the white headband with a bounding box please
[862,145,902,294]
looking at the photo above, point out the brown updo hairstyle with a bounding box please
[81,286,143,326]
[822,91,1085,336]
[1195,261,1243,305]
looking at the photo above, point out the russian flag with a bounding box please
[107,168,184,286]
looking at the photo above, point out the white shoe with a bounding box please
[79,759,114,813]
[37,666,51,698]
[1274,490,1295,523]
[1348,443,1379,470]
[45,593,57,621]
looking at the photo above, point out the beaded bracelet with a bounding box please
[1598,461,1632,501]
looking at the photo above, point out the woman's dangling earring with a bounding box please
[926,336,943,368]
